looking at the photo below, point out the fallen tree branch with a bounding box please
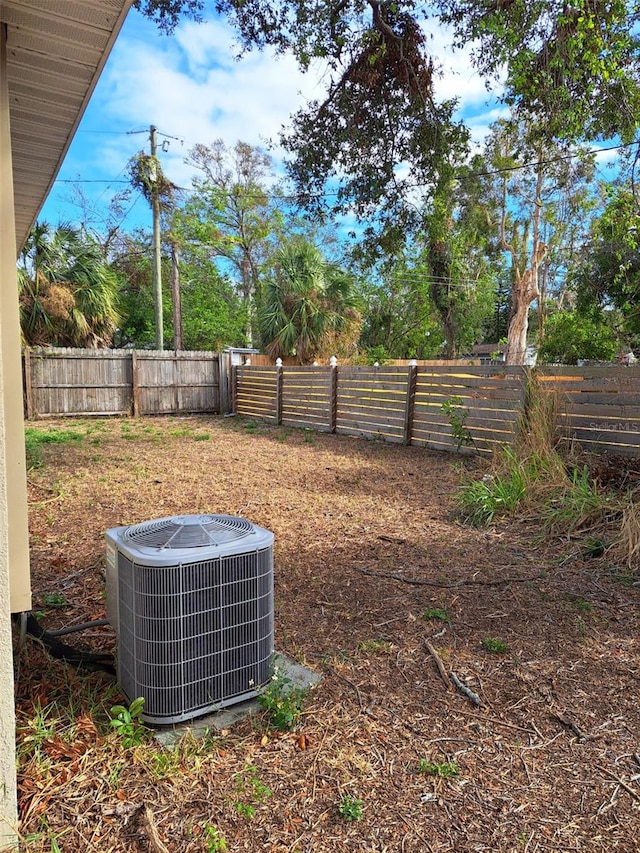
[143,804,171,853]
[450,672,482,706]
[552,713,589,741]
[596,765,640,802]
[354,566,545,588]
[424,640,451,690]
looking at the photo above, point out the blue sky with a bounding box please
[39,6,504,235]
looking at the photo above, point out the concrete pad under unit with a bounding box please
[153,653,321,747]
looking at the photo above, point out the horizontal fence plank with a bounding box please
[336,425,406,443]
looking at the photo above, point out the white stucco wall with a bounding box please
[0,23,25,849]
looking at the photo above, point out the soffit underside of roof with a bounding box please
[1,0,132,250]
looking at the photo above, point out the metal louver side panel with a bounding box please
[113,543,274,724]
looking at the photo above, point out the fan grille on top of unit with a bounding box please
[123,514,254,549]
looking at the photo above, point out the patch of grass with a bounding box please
[481,637,509,654]
[564,594,594,614]
[582,536,608,559]
[423,607,450,623]
[21,816,70,853]
[357,638,393,654]
[145,748,183,780]
[24,427,83,469]
[418,759,459,778]
[458,464,527,526]
[609,566,637,587]
[543,465,618,535]
[337,794,363,821]
[244,420,258,434]
[193,433,211,441]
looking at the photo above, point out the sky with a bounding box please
[39,5,501,237]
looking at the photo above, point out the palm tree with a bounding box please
[18,223,120,347]
[259,240,361,362]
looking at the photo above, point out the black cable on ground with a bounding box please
[48,618,111,637]
[16,613,116,676]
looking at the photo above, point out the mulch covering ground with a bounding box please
[15,415,640,852]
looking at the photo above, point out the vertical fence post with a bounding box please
[131,351,140,417]
[218,351,230,414]
[329,356,338,433]
[275,358,283,425]
[403,360,418,445]
[231,364,238,413]
[23,348,33,420]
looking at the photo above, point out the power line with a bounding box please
[53,135,633,198]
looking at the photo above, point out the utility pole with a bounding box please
[150,125,163,350]
[171,241,183,352]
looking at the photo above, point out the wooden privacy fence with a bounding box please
[234,363,640,457]
[537,365,640,457]
[234,363,526,455]
[23,348,229,418]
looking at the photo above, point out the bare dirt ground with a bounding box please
[16,415,640,852]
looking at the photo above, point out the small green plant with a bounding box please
[203,824,227,852]
[194,433,211,441]
[258,665,307,730]
[109,697,146,747]
[233,764,272,819]
[423,607,450,623]
[235,802,255,819]
[481,637,509,654]
[147,748,182,779]
[418,759,459,778]
[338,794,363,821]
[244,420,258,433]
[41,592,67,608]
[440,396,475,450]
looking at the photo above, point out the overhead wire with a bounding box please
[52,137,638,204]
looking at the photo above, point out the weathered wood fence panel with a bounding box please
[134,351,220,415]
[537,366,640,457]
[24,348,133,417]
[411,366,526,455]
[23,348,224,418]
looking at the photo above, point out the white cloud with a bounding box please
[40,7,503,228]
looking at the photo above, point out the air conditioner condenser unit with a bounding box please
[105,514,274,725]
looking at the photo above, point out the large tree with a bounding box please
[18,224,120,347]
[136,1,640,363]
[179,140,285,345]
[573,181,640,349]
[259,239,361,362]
[112,231,247,350]
[482,118,597,363]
